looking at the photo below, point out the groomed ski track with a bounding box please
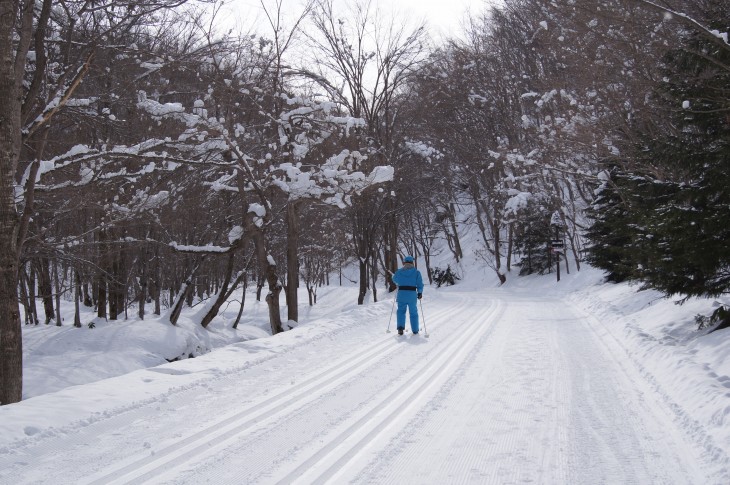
[0,287,715,484]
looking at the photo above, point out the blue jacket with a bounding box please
[392,265,424,302]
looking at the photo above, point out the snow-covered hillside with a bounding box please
[1,263,729,484]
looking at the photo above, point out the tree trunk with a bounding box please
[185,282,194,307]
[152,244,161,315]
[169,283,192,327]
[53,262,61,326]
[489,208,506,285]
[506,223,514,273]
[118,250,127,319]
[96,229,107,319]
[109,252,120,320]
[0,0,25,405]
[82,279,92,307]
[266,285,284,333]
[471,186,493,253]
[370,249,378,303]
[169,258,205,326]
[18,266,30,325]
[74,269,82,327]
[0,217,22,403]
[153,277,161,316]
[357,255,368,305]
[27,264,38,324]
[252,228,284,334]
[256,273,264,301]
[200,252,236,329]
[423,251,433,285]
[285,202,301,323]
[232,272,247,330]
[232,296,245,329]
[37,258,54,324]
[570,235,581,272]
[138,256,147,320]
[448,203,463,262]
[384,211,398,291]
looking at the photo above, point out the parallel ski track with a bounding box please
[80,294,472,485]
[269,297,506,485]
[83,336,399,484]
[353,294,549,485]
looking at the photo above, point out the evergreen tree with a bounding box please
[588,9,730,304]
[584,168,636,283]
[513,201,553,276]
[632,18,730,298]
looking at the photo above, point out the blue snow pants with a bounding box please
[397,299,419,333]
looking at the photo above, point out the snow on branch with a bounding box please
[167,223,247,257]
[268,149,393,207]
[636,0,730,52]
[136,91,197,125]
[405,140,443,162]
[22,52,94,139]
[19,128,240,197]
[169,242,233,254]
[504,190,532,217]
[323,115,366,136]
[248,203,266,227]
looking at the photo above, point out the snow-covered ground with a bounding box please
[1,264,729,484]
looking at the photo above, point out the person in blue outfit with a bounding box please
[392,255,424,335]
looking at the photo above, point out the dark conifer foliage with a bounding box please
[513,199,553,277]
[639,20,730,298]
[586,9,730,299]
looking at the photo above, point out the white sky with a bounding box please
[369,0,485,40]
[217,0,500,42]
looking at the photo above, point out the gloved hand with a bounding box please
[417,293,422,299]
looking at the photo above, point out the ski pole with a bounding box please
[386,290,397,333]
[419,299,429,338]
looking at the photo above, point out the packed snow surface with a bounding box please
[1,267,729,484]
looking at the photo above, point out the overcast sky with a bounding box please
[372,0,482,39]
[218,0,500,42]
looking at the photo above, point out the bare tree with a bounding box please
[304,0,427,303]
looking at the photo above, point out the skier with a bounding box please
[392,255,424,336]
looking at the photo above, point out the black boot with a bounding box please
[398,328,404,335]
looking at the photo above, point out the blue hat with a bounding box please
[404,255,414,263]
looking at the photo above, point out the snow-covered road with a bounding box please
[0,288,714,484]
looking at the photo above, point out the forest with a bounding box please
[1,0,728,405]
